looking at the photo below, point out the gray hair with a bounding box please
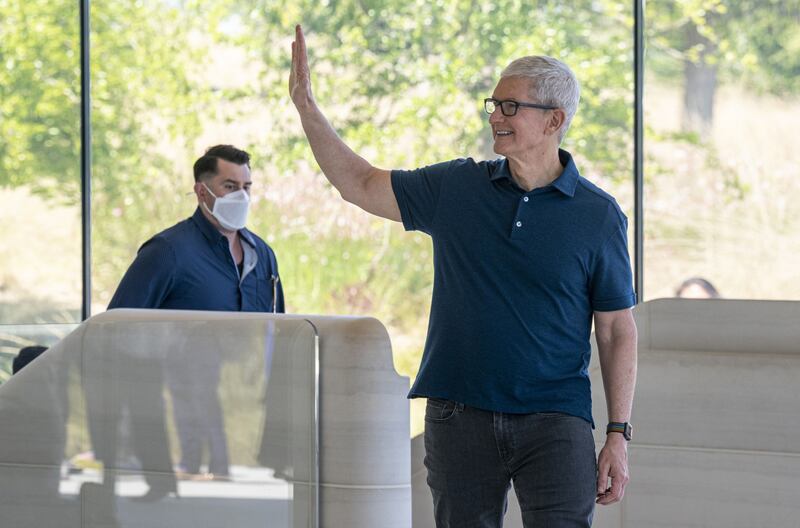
[500,56,580,143]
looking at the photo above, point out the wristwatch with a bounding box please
[606,422,632,441]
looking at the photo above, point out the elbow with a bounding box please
[338,172,374,209]
[595,326,638,359]
[338,187,361,207]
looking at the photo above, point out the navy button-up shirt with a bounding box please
[109,207,284,313]
[391,149,635,424]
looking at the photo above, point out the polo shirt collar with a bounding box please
[190,207,256,248]
[489,148,579,197]
[553,149,579,197]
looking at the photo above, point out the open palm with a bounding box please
[290,25,314,108]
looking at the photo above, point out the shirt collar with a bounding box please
[489,148,579,197]
[190,207,256,248]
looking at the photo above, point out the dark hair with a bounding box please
[12,345,48,375]
[193,144,251,182]
[675,277,720,298]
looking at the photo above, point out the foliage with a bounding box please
[228,0,634,181]
[647,0,800,94]
[0,0,80,198]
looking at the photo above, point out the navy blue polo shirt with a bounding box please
[391,149,635,424]
[108,207,284,313]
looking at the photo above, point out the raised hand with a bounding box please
[290,24,314,109]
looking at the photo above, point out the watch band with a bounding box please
[606,422,632,441]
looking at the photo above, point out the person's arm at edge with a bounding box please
[289,24,401,222]
[593,307,637,505]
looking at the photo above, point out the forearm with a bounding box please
[290,25,399,220]
[596,313,638,422]
[594,311,637,504]
[296,101,376,203]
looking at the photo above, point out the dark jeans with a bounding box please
[424,399,597,528]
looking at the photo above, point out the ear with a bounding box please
[545,108,566,137]
[193,181,206,203]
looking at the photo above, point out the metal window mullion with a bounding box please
[80,0,92,320]
[633,0,645,302]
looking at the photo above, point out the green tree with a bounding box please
[231,0,634,182]
[0,0,211,310]
[648,0,800,135]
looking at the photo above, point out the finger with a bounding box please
[610,469,627,502]
[597,471,627,505]
[595,487,610,505]
[295,24,306,62]
[597,487,620,505]
[596,463,609,495]
[596,489,614,505]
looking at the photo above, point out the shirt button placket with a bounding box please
[516,195,531,228]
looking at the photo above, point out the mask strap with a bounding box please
[202,182,219,199]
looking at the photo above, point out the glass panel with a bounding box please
[0,323,78,385]
[87,2,634,438]
[0,314,318,528]
[0,0,82,323]
[644,1,800,300]
[88,1,207,316]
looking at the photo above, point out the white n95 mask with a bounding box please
[202,183,250,231]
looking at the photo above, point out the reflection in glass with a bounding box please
[0,324,77,386]
[0,315,318,527]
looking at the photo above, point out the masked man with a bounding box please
[102,144,284,499]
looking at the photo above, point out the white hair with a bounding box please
[500,56,580,143]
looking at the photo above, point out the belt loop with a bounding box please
[455,402,465,412]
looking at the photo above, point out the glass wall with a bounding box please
[644,0,800,300]
[2,0,798,421]
[0,0,82,324]
[88,1,208,310]
[0,316,320,528]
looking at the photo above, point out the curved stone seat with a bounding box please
[0,309,410,528]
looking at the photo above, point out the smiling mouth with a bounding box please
[495,130,513,138]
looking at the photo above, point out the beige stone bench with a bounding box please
[0,310,411,528]
[592,298,800,527]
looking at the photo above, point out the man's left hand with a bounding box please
[595,433,629,505]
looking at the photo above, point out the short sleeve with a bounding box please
[108,236,176,309]
[390,160,455,234]
[590,217,637,312]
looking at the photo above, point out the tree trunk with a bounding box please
[682,23,718,139]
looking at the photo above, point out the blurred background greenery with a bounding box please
[1,0,799,398]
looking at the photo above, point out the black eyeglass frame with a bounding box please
[483,97,558,116]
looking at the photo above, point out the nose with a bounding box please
[488,107,504,124]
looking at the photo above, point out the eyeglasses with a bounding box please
[484,98,557,117]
